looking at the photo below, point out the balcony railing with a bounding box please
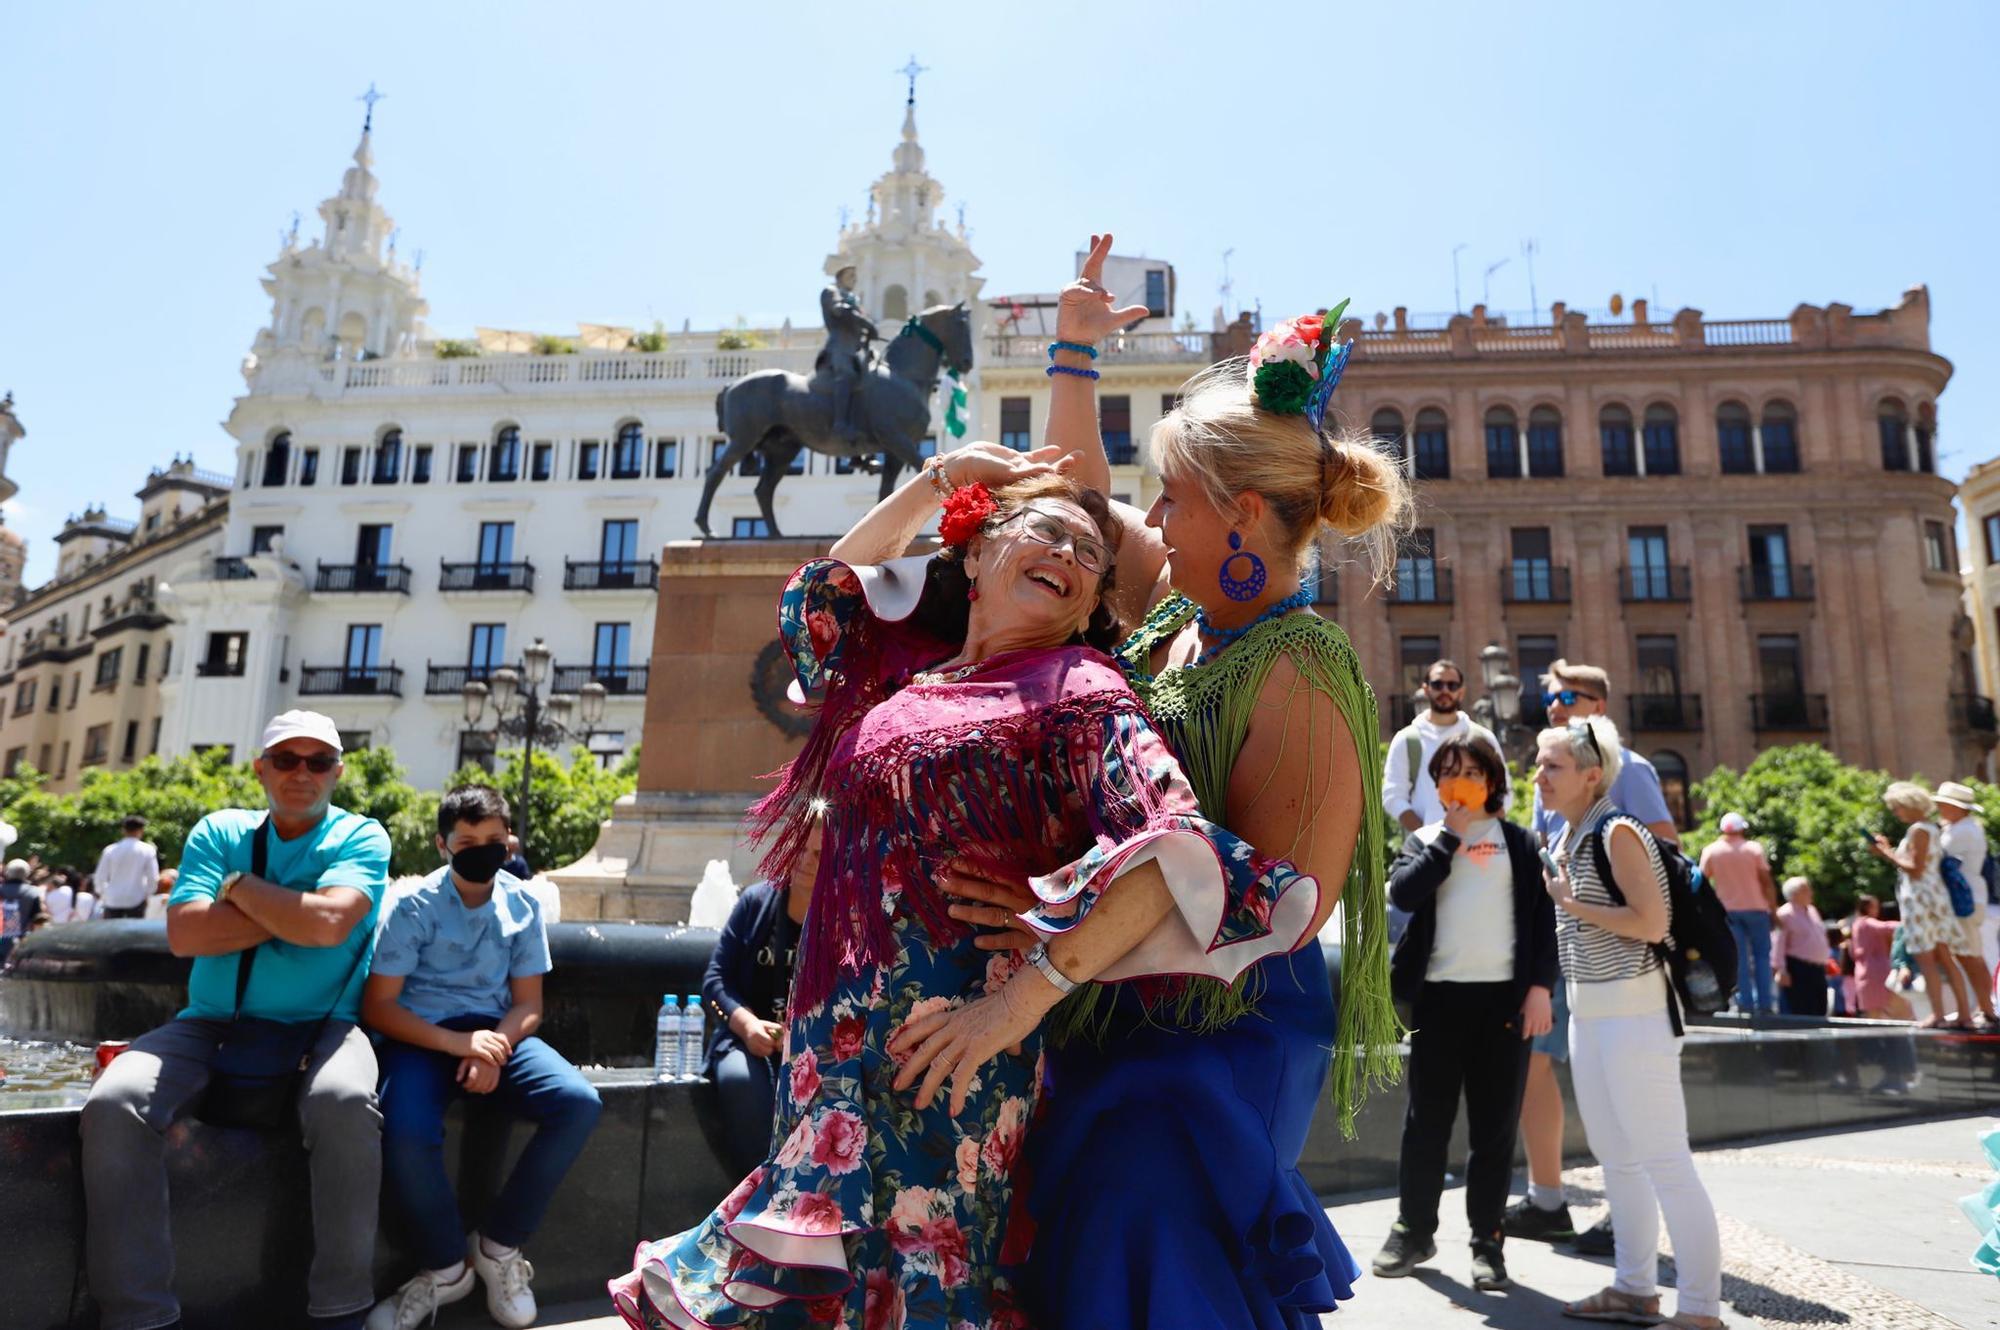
[195,659,246,678]
[1738,563,1815,602]
[213,557,256,581]
[1629,693,1705,732]
[564,559,660,592]
[1952,692,1999,735]
[93,599,172,637]
[316,562,413,594]
[425,662,522,695]
[1104,438,1138,466]
[551,663,650,696]
[1503,563,1572,604]
[439,561,535,593]
[986,330,1218,365]
[1619,564,1693,603]
[1386,566,1454,605]
[298,665,404,697]
[1749,692,1829,731]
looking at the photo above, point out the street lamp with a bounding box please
[462,636,608,860]
[1472,641,1530,768]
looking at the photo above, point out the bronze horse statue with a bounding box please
[696,302,974,538]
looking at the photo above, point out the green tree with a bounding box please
[1686,744,1900,916]
[6,748,263,870]
[331,745,441,878]
[453,745,637,874]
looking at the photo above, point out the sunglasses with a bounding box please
[1425,679,1464,692]
[1567,719,1603,765]
[265,751,339,774]
[1543,688,1603,707]
[1008,508,1111,575]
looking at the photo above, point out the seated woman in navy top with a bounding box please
[699,817,821,1178]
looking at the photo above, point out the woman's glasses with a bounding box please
[1543,688,1603,707]
[1008,509,1111,575]
[265,751,339,774]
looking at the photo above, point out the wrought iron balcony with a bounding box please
[1628,693,1705,732]
[213,557,256,581]
[550,663,650,696]
[1386,565,1454,605]
[1738,563,1815,602]
[195,659,246,678]
[564,559,660,592]
[1105,438,1138,466]
[316,562,413,594]
[298,664,404,697]
[439,561,535,593]
[424,662,521,695]
[1619,564,1693,603]
[1952,692,1998,735]
[1502,562,1572,604]
[1748,692,1828,731]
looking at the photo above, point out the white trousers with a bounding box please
[1568,1008,1723,1318]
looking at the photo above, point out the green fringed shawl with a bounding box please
[1105,593,1402,1135]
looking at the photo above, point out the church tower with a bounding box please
[827,88,983,326]
[246,94,427,374]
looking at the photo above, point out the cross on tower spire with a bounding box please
[357,82,385,131]
[896,55,928,106]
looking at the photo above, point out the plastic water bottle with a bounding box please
[680,995,704,1082]
[653,995,681,1082]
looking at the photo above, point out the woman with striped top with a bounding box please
[1538,718,1723,1329]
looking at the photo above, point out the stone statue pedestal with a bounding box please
[548,538,826,921]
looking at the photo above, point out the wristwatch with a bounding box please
[218,871,244,902]
[1025,942,1076,995]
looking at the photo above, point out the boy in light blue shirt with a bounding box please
[361,785,600,1330]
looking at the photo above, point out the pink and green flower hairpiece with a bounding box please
[1248,298,1353,434]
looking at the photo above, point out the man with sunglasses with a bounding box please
[81,710,392,1330]
[1383,660,1504,836]
[1505,660,1678,1255]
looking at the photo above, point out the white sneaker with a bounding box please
[364,1264,475,1330]
[469,1235,538,1328]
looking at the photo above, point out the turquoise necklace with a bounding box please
[1193,587,1314,666]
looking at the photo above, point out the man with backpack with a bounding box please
[79,711,391,1330]
[1382,659,1504,834]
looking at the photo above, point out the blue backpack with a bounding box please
[1984,851,1999,908]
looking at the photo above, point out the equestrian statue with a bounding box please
[695,266,974,538]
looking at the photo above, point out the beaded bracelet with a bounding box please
[1046,364,1101,380]
[1047,340,1099,360]
[922,454,955,499]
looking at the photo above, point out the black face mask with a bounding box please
[450,842,510,884]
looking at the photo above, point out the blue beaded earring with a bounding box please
[1219,531,1267,602]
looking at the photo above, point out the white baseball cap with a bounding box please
[4,859,27,881]
[1719,812,1750,834]
[1935,781,1986,813]
[259,710,343,755]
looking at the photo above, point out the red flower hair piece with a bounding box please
[938,482,997,548]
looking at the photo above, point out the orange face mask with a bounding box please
[1438,774,1489,812]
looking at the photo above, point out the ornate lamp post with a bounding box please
[461,638,607,857]
[1472,640,1531,769]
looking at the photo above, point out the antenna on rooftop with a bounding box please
[1482,257,1509,310]
[1521,239,1540,321]
[1219,248,1236,323]
[1452,243,1468,314]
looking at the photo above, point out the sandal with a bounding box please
[1564,1286,1664,1324]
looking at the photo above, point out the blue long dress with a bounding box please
[1021,596,1399,1329]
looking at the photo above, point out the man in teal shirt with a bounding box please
[81,710,391,1330]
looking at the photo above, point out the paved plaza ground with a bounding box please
[479,1112,1999,1330]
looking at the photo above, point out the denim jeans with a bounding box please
[712,1046,780,1179]
[1727,910,1776,1014]
[378,1015,602,1271]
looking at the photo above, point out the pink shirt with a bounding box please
[1700,836,1771,913]
[1775,901,1830,966]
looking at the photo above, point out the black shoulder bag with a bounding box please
[196,816,369,1130]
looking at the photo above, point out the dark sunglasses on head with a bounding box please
[265,751,338,774]
[1568,719,1603,765]
[1425,679,1463,692]
[1543,688,1602,707]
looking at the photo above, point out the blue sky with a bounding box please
[3,1,1995,579]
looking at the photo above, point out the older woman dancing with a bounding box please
[611,473,1329,1329]
[843,235,1409,1329]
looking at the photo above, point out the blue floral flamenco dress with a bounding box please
[610,558,1328,1330]
[1014,595,1400,1330]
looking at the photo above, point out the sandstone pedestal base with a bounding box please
[545,790,766,923]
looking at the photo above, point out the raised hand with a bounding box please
[1056,233,1152,348]
[941,442,1078,491]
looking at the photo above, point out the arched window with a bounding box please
[1484,406,1521,478]
[613,421,645,479]
[1411,408,1450,481]
[1526,405,1564,477]
[1599,404,1637,476]
[1878,397,1910,471]
[373,428,402,485]
[1643,403,1681,476]
[1760,400,1800,474]
[1652,750,1691,829]
[1716,401,1754,474]
[882,284,909,322]
[1915,403,1936,473]
[335,310,367,359]
[262,432,292,487]
[1370,408,1407,470]
[923,289,943,310]
[490,425,522,482]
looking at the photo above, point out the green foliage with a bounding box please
[450,744,637,875]
[715,319,767,352]
[532,335,578,356]
[629,323,669,354]
[433,338,480,359]
[6,749,262,871]
[1686,744,1906,916]
[331,746,442,878]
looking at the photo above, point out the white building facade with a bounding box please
[154,102,1220,789]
